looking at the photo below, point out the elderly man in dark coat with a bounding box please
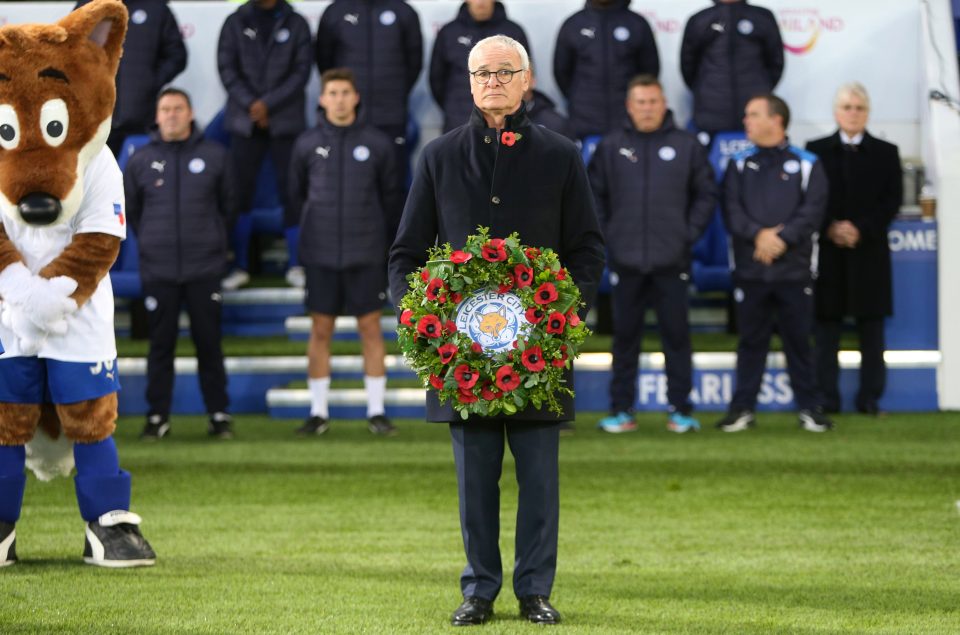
[389,35,604,626]
[806,83,902,415]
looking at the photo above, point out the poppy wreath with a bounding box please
[397,227,590,419]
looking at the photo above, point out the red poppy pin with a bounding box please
[501,131,522,147]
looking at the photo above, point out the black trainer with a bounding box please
[296,416,329,436]
[367,414,397,436]
[83,511,156,568]
[799,409,835,432]
[208,412,234,439]
[451,596,493,626]
[0,521,16,567]
[715,409,756,432]
[140,414,170,441]
[519,595,561,624]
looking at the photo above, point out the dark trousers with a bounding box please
[229,130,296,272]
[610,270,693,414]
[731,280,819,411]
[449,420,560,601]
[144,277,228,417]
[815,317,886,411]
[230,129,296,221]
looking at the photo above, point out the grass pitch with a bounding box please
[2,412,959,634]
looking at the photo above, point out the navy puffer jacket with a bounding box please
[526,90,576,141]
[429,2,530,133]
[316,0,423,130]
[680,0,784,133]
[553,0,659,139]
[289,116,403,269]
[588,114,717,272]
[217,0,313,138]
[123,127,235,284]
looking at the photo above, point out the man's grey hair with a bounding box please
[468,35,530,71]
[834,82,871,110]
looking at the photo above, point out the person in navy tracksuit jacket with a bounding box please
[717,94,834,433]
[123,89,236,441]
[680,0,784,135]
[553,0,659,140]
[288,68,403,438]
[216,0,312,287]
[587,75,716,434]
[315,0,423,184]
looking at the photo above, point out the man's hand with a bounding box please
[827,220,860,248]
[249,99,269,128]
[753,225,786,265]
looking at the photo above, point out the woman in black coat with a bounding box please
[805,82,902,415]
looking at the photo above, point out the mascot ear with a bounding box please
[58,0,128,73]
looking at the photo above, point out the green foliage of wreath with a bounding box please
[397,227,591,419]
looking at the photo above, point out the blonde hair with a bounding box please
[834,82,871,111]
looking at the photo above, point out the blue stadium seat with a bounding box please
[116,134,150,172]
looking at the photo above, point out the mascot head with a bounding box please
[0,0,126,227]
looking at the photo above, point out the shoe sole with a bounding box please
[0,559,15,568]
[800,422,831,433]
[667,424,700,434]
[598,425,637,434]
[83,557,156,568]
[368,427,398,437]
[451,619,490,626]
[719,419,754,432]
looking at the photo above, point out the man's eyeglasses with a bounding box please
[839,104,868,112]
[469,68,526,85]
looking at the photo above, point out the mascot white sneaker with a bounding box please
[0,0,155,568]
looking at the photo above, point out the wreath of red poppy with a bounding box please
[397,227,590,418]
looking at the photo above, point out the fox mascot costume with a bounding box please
[0,0,155,567]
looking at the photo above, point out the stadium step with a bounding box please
[267,387,427,419]
[112,350,940,419]
[284,315,399,341]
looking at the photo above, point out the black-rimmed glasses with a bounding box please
[469,68,526,85]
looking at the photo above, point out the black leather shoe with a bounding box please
[519,595,561,624]
[451,597,493,626]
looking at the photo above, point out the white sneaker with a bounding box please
[221,269,250,291]
[285,266,305,288]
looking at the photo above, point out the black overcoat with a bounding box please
[806,131,902,319]
[388,105,605,422]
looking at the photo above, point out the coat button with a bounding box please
[484,136,492,144]
[491,196,501,205]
